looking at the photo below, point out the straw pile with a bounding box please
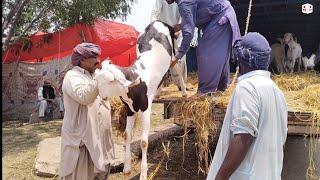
[279,73,320,179]
[273,72,320,91]
[178,71,238,173]
[176,72,319,176]
[108,72,319,177]
[180,97,217,173]
[109,97,127,132]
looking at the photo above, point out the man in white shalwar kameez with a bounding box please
[37,79,64,121]
[207,32,288,180]
[151,0,190,97]
[60,43,114,180]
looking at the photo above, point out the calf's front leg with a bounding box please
[139,105,152,180]
[123,114,136,175]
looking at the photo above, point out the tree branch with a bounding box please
[9,6,49,47]
[2,0,23,34]
[3,0,30,52]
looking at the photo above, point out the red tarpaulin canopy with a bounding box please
[3,19,139,66]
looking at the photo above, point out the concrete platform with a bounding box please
[282,135,320,179]
[35,137,61,177]
[34,123,183,177]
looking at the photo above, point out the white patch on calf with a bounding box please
[96,21,175,180]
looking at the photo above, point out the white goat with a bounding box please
[270,38,286,74]
[302,53,316,71]
[283,33,303,73]
[95,21,176,180]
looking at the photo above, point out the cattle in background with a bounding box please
[95,21,176,180]
[270,38,286,74]
[283,33,303,73]
[315,45,320,73]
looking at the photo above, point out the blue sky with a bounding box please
[115,0,155,32]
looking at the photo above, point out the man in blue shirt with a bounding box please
[166,0,240,98]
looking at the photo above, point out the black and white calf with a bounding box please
[95,21,176,180]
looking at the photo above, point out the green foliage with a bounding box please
[2,0,134,51]
[43,0,134,31]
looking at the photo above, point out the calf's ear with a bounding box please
[101,60,111,69]
[104,70,115,82]
[129,78,141,87]
[95,69,115,83]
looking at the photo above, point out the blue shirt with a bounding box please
[175,0,229,59]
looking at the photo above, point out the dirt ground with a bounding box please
[2,120,62,180]
[2,102,212,180]
[3,73,319,179]
[109,132,212,180]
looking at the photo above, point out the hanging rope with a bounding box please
[58,31,61,60]
[228,0,253,90]
[245,0,253,35]
[56,30,61,79]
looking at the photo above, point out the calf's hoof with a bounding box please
[139,173,148,180]
[123,164,131,176]
[123,170,131,176]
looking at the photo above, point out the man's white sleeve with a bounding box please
[38,87,44,101]
[150,0,162,22]
[64,74,98,105]
[230,82,260,137]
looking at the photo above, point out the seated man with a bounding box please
[37,79,64,121]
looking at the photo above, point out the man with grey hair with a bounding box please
[151,0,189,97]
[37,79,64,122]
[60,42,114,180]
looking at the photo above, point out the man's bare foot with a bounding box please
[60,111,64,119]
[38,117,45,123]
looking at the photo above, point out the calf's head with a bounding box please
[95,61,140,99]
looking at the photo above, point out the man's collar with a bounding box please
[238,70,270,82]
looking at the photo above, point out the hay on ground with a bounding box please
[109,97,127,133]
[170,71,319,176]
[180,97,217,174]
[109,71,319,177]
